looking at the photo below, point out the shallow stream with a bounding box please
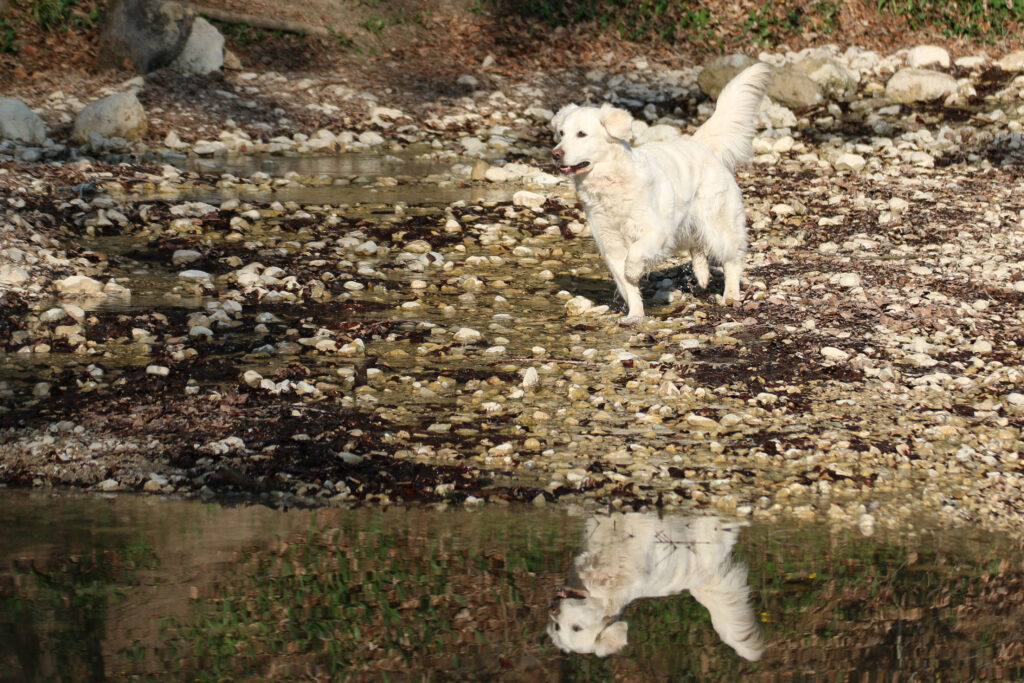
[2,491,1022,681]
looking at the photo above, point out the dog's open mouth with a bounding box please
[559,161,591,175]
[554,587,589,600]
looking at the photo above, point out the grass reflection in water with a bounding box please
[1,493,1023,681]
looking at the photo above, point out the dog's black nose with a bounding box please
[552,148,563,162]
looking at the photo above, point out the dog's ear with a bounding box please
[598,104,633,141]
[550,104,579,139]
[594,621,628,657]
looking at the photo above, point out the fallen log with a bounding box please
[182,3,330,37]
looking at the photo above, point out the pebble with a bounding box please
[821,347,850,362]
[452,327,482,343]
[55,275,103,295]
[564,295,594,316]
[0,264,30,285]
[834,153,867,172]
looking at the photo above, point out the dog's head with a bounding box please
[550,103,634,175]
[547,587,629,657]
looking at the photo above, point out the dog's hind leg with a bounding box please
[722,259,743,304]
[699,191,747,305]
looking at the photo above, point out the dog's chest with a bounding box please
[575,170,641,222]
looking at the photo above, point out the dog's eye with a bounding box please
[572,625,583,632]
[576,131,587,138]
[553,623,560,631]
[558,130,564,138]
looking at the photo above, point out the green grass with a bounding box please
[0,16,16,52]
[0,0,100,51]
[25,0,99,32]
[499,0,1024,44]
[877,0,1024,41]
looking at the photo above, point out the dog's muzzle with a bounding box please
[551,148,591,175]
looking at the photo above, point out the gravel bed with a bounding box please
[2,44,1024,535]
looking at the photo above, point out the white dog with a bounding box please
[547,512,764,661]
[551,63,772,323]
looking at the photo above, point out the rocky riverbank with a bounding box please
[2,40,1024,535]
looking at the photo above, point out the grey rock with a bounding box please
[97,0,195,73]
[172,249,202,265]
[87,131,109,153]
[18,148,42,162]
[0,98,47,144]
[697,54,758,99]
[73,91,148,144]
[766,66,823,108]
[171,16,224,75]
[885,68,957,103]
[795,53,858,98]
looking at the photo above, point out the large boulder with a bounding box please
[72,91,148,144]
[171,16,224,75]
[0,97,47,144]
[795,53,858,99]
[766,66,823,108]
[699,55,822,108]
[97,0,195,73]
[885,68,957,104]
[697,54,758,99]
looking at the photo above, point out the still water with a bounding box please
[2,491,1023,681]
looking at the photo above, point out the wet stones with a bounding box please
[452,327,482,343]
[54,275,104,295]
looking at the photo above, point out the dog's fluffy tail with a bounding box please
[694,63,772,173]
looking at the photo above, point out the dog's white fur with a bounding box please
[551,63,772,323]
[547,512,764,661]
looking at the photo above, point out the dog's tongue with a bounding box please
[555,587,588,599]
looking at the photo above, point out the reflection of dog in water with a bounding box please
[547,512,764,660]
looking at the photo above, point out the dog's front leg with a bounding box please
[601,237,646,324]
[623,219,669,285]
